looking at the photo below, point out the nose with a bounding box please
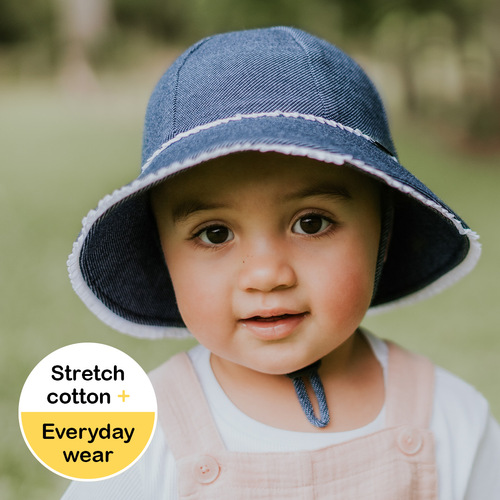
[237,244,297,293]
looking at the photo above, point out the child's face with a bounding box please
[152,152,381,375]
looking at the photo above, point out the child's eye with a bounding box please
[197,225,234,245]
[292,214,332,235]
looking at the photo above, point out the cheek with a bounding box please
[314,263,373,319]
[307,235,378,322]
[165,251,232,336]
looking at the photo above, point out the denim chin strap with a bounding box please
[285,194,394,428]
[286,360,330,428]
[372,192,394,301]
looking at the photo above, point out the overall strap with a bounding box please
[384,341,435,428]
[149,352,226,459]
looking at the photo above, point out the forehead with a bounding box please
[153,152,379,204]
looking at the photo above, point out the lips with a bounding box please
[247,313,298,322]
[240,311,308,340]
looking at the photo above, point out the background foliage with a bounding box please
[1,1,499,499]
[1,0,499,142]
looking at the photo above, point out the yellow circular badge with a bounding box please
[19,343,157,481]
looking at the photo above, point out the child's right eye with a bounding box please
[196,225,234,245]
[292,214,333,236]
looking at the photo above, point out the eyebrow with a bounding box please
[283,183,352,202]
[171,201,227,223]
[171,183,352,223]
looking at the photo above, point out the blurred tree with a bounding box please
[0,0,55,44]
[111,0,303,43]
[0,0,496,147]
[57,0,113,92]
[112,0,187,41]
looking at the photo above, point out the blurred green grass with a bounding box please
[1,74,499,499]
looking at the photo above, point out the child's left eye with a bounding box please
[292,214,332,235]
[197,225,234,245]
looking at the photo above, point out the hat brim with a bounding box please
[68,113,480,338]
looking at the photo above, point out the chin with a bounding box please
[245,350,321,376]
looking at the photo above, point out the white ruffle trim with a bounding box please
[68,141,481,339]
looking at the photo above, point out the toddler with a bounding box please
[63,27,500,499]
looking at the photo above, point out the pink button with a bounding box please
[194,455,220,484]
[397,427,423,455]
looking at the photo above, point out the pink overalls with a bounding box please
[150,342,438,499]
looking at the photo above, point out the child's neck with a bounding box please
[210,331,385,433]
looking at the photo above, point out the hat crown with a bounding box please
[142,26,396,166]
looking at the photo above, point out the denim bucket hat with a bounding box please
[68,26,480,339]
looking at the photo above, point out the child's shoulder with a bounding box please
[435,364,489,405]
[431,364,500,497]
[365,331,492,428]
[433,363,491,432]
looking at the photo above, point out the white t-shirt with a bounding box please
[62,334,500,499]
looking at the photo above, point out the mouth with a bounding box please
[240,312,308,340]
[246,313,302,322]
